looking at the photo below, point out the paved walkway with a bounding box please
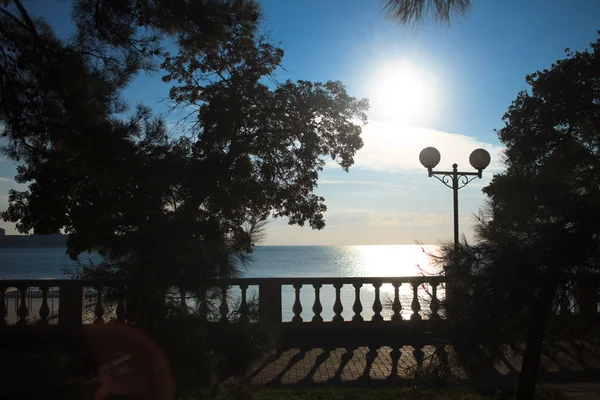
[247,343,600,395]
[249,346,438,385]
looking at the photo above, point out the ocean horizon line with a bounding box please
[256,243,439,247]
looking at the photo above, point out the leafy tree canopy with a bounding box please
[482,38,600,280]
[0,0,368,287]
[433,36,600,400]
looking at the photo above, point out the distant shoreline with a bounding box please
[0,234,68,248]
[0,244,69,247]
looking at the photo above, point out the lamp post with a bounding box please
[419,147,491,250]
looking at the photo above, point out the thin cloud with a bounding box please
[322,208,473,227]
[344,120,505,174]
[0,177,11,182]
[318,179,405,188]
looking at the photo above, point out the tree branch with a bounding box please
[12,0,43,48]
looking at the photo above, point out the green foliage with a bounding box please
[476,36,600,311]
[0,1,368,289]
[382,0,472,26]
[433,32,600,334]
[429,35,600,399]
[0,3,368,390]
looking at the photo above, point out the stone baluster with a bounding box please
[0,286,7,326]
[17,286,29,326]
[116,288,126,323]
[94,286,105,324]
[559,288,571,316]
[391,282,402,322]
[292,283,303,323]
[352,283,363,322]
[198,287,209,322]
[332,283,344,323]
[312,284,323,323]
[179,287,188,315]
[410,281,422,321]
[239,284,249,323]
[38,285,50,326]
[413,343,425,368]
[372,282,383,322]
[50,287,55,319]
[219,285,229,323]
[389,346,402,379]
[430,282,440,321]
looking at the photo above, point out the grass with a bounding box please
[180,386,567,400]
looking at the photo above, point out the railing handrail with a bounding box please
[0,276,449,287]
[214,276,447,285]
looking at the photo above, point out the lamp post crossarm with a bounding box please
[430,170,481,190]
[430,170,480,176]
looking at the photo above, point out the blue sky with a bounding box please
[1,0,600,245]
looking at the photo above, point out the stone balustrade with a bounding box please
[0,277,449,327]
[0,275,597,329]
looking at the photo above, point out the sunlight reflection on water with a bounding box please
[243,245,444,321]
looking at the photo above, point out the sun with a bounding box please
[370,61,433,125]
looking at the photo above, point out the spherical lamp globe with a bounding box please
[469,148,491,171]
[419,147,441,169]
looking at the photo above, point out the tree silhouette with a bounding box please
[382,0,472,25]
[432,36,600,400]
[0,1,369,391]
[0,1,368,292]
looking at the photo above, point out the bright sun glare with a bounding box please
[370,61,433,125]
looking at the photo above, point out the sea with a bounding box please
[0,245,443,321]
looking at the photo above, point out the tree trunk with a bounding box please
[516,277,559,400]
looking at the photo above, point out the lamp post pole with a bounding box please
[420,147,491,250]
[452,164,459,251]
[419,147,491,307]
